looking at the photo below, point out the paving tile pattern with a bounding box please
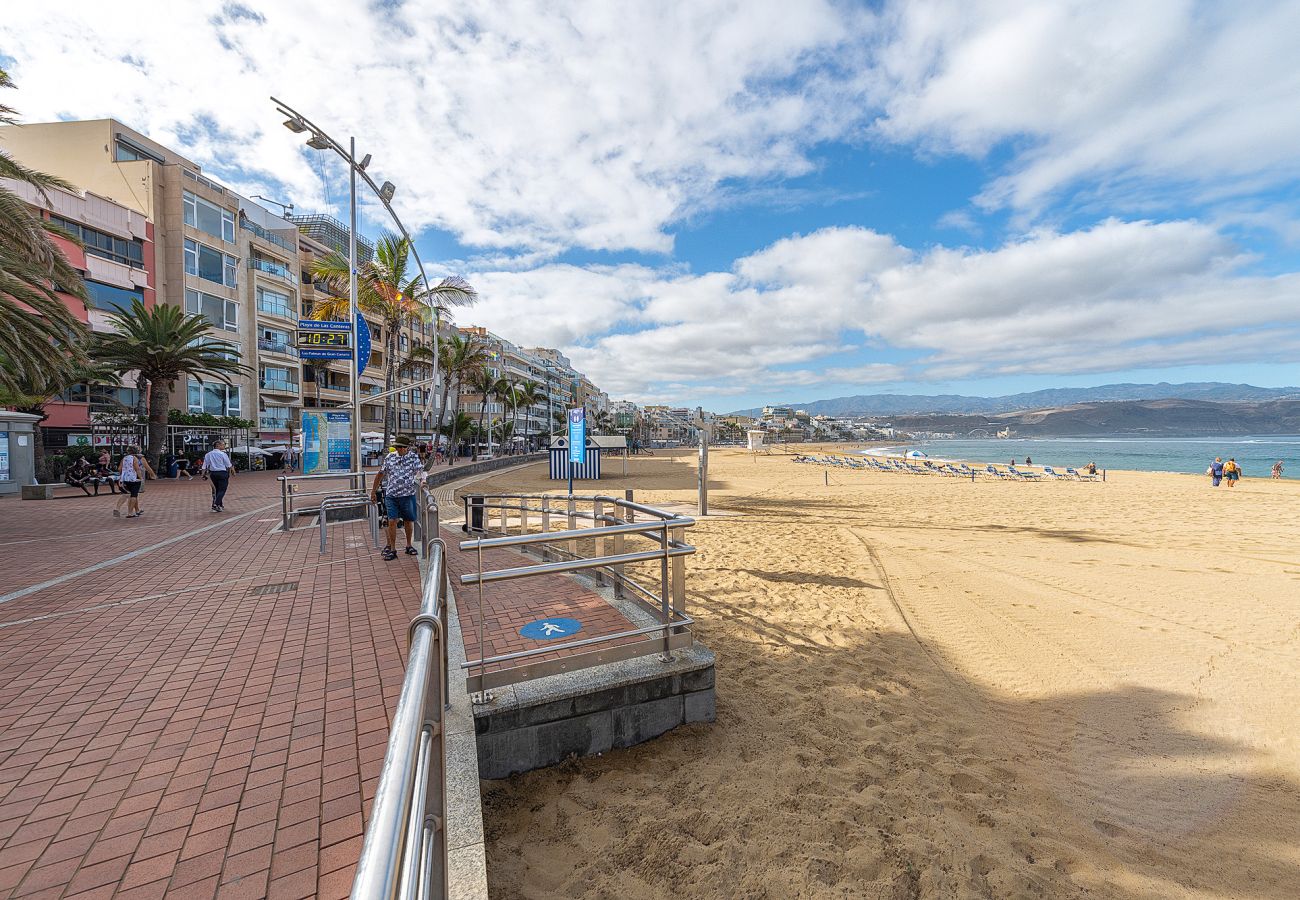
[0,473,419,899]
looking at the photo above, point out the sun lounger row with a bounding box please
[791,455,1100,481]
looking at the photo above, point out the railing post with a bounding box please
[624,489,635,523]
[592,498,605,585]
[567,496,577,563]
[612,503,626,600]
[540,496,551,561]
[659,520,672,661]
[280,477,291,532]
[670,521,687,626]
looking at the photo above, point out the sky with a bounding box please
[3,0,1300,411]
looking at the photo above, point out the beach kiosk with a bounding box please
[548,434,626,480]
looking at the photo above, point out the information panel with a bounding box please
[301,410,353,474]
[567,408,585,464]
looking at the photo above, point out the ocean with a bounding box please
[862,436,1300,479]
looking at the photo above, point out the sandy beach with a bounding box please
[466,447,1300,898]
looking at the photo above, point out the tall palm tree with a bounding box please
[433,333,490,449]
[0,68,90,395]
[466,366,506,459]
[513,380,543,449]
[310,232,475,449]
[498,378,520,453]
[92,300,249,467]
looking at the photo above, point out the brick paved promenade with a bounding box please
[0,461,639,898]
[0,472,420,900]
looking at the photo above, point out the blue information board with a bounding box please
[297,319,353,360]
[519,618,582,641]
[567,408,585,464]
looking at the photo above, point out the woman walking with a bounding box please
[113,445,155,518]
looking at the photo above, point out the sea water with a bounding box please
[863,436,1300,479]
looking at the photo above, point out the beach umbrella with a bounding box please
[906,450,927,459]
[229,445,271,456]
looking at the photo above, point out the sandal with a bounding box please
[404,546,418,556]
[381,547,398,561]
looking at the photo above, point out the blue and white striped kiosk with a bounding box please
[548,434,626,480]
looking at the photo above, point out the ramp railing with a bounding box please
[318,492,381,554]
[279,471,369,531]
[457,493,696,695]
[350,482,449,900]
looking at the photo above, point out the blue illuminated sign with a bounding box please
[568,408,585,464]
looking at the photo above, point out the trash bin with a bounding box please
[465,496,485,533]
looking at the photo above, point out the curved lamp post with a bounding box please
[272,96,445,463]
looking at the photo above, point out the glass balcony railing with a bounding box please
[248,257,294,283]
[257,338,298,357]
[259,378,300,395]
[258,416,290,430]
[256,297,297,319]
[239,218,296,253]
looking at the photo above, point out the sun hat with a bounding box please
[394,435,413,448]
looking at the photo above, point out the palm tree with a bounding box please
[440,410,474,461]
[92,300,250,467]
[431,333,490,445]
[467,367,506,459]
[513,380,543,449]
[310,232,475,450]
[496,378,520,454]
[0,68,90,395]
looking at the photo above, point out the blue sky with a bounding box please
[4,1,1299,410]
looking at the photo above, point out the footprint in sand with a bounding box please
[950,772,989,794]
[1093,819,1127,838]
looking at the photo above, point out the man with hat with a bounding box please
[371,435,423,560]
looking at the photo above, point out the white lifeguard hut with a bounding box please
[746,429,767,453]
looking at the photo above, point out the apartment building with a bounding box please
[0,120,255,425]
[2,175,156,446]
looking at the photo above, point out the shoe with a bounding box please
[404,546,418,556]
[381,547,398,561]
[112,509,120,518]
[211,506,219,512]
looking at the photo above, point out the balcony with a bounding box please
[258,415,290,431]
[257,338,298,358]
[248,257,295,285]
[256,297,297,320]
[239,218,296,253]
[259,377,300,396]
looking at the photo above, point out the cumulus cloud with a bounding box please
[461,220,1300,402]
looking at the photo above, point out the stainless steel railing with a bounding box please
[457,493,696,695]
[279,471,368,531]
[318,492,382,554]
[351,484,449,900]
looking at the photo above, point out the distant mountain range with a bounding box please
[887,399,1300,437]
[731,382,1300,417]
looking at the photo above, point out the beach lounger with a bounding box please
[1066,467,1099,481]
[1041,466,1068,480]
[1008,466,1042,480]
[985,465,1011,479]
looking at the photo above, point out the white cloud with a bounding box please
[459,219,1300,403]
[870,0,1300,215]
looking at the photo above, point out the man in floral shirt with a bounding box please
[371,435,424,560]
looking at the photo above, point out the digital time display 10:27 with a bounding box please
[296,331,351,349]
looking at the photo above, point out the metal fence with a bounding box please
[351,482,449,900]
[457,493,696,695]
[278,472,369,531]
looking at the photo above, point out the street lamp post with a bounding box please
[274,96,444,470]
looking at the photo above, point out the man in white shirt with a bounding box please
[202,439,235,512]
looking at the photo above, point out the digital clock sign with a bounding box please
[296,331,351,349]
[297,320,354,360]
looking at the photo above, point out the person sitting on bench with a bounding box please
[66,457,95,495]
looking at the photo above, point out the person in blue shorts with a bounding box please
[371,435,423,561]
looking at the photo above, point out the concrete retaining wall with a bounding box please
[424,453,546,489]
[474,647,716,779]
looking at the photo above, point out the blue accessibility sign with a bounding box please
[519,617,583,641]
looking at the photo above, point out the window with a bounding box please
[256,286,295,319]
[400,334,408,351]
[184,238,237,287]
[50,216,144,267]
[183,191,236,243]
[185,288,238,332]
[85,280,145,313]
[113,138,163,163]
[400,410,411,428]
[188,380,240,415]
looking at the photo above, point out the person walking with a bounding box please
[1209,457,1224,487]
[202,439,235,512]
[1224,457,1241,488]
[370,435,423,561]
[1272,460,1284,479]
[113,445,155,518]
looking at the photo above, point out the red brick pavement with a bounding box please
[0,473,418,899]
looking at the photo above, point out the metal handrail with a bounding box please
[351,537,448,900]
[279,471,368,530]
[457,492,695,695]
[318,492,380,554]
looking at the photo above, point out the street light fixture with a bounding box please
[273,97,453,469]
